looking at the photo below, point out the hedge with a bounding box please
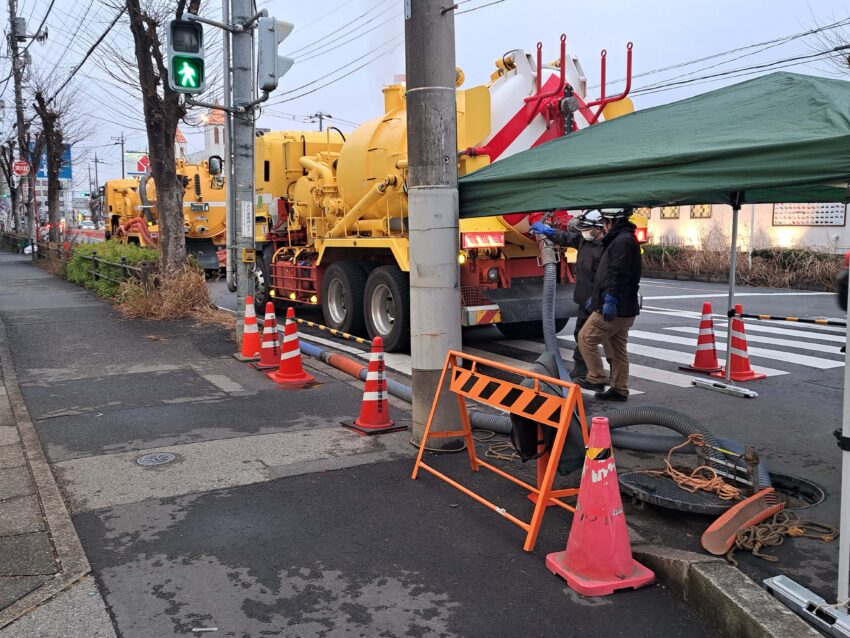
[65,241,158,299]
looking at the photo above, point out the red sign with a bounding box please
[12,160,29,176]
[137,155,150,173]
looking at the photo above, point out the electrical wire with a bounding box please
[283,0,394,57]
[295,9,402,63]
[456,0,506,15]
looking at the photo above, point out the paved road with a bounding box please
[210,276,847,599]
[0,257,716,636]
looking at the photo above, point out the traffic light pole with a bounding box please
[405,1,463,450]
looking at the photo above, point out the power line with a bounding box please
[456,0,506,15]
[284,0,394,57]
[20,0,56,55]
[295,9,401,63]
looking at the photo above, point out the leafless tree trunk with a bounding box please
[0,141,19,232]
[32,91,62,244]
[124,0,191,272]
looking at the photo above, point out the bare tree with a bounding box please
[0,140,19,232]
[122,0,202,271]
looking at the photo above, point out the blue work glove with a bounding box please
[529,221,555,237]
[584,297,593,312]
[602,294,618,322]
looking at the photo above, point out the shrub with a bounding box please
[66,241,158,299]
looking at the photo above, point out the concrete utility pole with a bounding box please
[405,1,463,450]
[310,110,330,132]
[230,0,257,337]
[7,0,33,248]
[112,133,126,178]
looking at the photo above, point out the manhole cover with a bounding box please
[136,452,176,467]
[770,472,825,510]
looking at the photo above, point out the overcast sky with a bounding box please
[7,0,850,188]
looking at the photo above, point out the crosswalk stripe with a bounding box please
[629,330,843,369]
[558,335,790,376]
[505,339,701,388]
[667,326,844,354]
[718,322,846,343]
[463,346,644,396]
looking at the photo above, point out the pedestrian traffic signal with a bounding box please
[257,17,294,92]
[167,20,205,94]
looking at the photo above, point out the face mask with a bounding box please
[582,230,596,241]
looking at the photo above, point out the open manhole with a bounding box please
[769,472,825,510]
[136,452,177,467]
[619,470,825,515]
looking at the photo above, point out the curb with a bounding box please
[632,544,820,638]
[0,317,91,630]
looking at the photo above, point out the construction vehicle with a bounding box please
[102,157,229,270]
[252,36,645,352]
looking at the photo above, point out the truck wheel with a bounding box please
[364,266,410,352]
[496,318,568,340]
[322,262,366,334]
[252,253,271,314]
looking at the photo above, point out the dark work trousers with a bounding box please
[572,307,590,378]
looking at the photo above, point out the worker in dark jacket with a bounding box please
[530,210,605,379]
[576,208,642,401]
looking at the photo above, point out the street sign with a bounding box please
[125,151,150,176]
[12,160,29,176]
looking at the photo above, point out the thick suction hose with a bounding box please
[468,411,513,435]
[542,258,570,383]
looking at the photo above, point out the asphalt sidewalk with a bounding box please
[0,251,807,637]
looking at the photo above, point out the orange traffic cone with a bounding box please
[342,337,407,436]
[680,301,722,373]
[546,416,655,596]
[252,302,281,370]
[267,307,316,387]
[233,295,261,362]
[711,304,767,382]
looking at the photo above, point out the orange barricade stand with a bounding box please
[411,350,588,552]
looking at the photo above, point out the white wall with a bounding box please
[646,203,849,254]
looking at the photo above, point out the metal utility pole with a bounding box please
[112,133,126,178]
[310,110,331,132]
[231,0,257,336]
[405,1,463,450]
[7,0,33,248]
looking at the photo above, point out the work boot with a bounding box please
[574,377,605,392]
[594,387,628,402]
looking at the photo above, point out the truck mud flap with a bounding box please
[484,280,577,323]
[186,239,222,271]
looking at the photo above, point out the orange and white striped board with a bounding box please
[462,304,501,327]
[461,231,505,249]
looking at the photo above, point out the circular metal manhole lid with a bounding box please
[136,452,177,467]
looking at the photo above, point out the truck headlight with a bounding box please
[487,267,499,281]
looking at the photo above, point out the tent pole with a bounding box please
[839,271,850,606]
[725,201,741,382]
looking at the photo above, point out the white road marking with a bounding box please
[558,335,789,376]
[200,374,245,394]
[666,326,843,354]
[463,345,644,396]
[505,339,700,388]
[643,292,833,301]
[628,330,843,369]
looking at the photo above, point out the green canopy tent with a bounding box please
[460,71,850,617]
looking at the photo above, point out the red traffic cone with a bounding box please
[267,307,316,387]
[252,302,281,370]
[680,302,721,373]
[711,304,767,382]
[342,337,407,436]
[546,416,655,596]
[233,295,261,362]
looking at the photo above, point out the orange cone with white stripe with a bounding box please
[233,295,261,361]
[342,337,406,436]
[712,304,767,382]
[680,302,721,373]
[267,307,315,387]
[252,302,281,370]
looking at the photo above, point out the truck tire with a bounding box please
[322,261,367,335]
[496,318,568,340]
[252,253,271,314]
[364,265,410,352]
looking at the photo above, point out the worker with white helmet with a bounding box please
[530,210,606,379]
[576,207,642,401]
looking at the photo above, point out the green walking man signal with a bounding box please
[167,20,205,94]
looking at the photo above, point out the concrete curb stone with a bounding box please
[0,316,92,630]
[633,544,820,638]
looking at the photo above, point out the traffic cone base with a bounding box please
[546,416,654,596]
[233,295,261,362]
[679,302,721,373]
[267,307,316,387]
[710,304,767,382]
[342,336,406,436]
[546,551,655,597]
